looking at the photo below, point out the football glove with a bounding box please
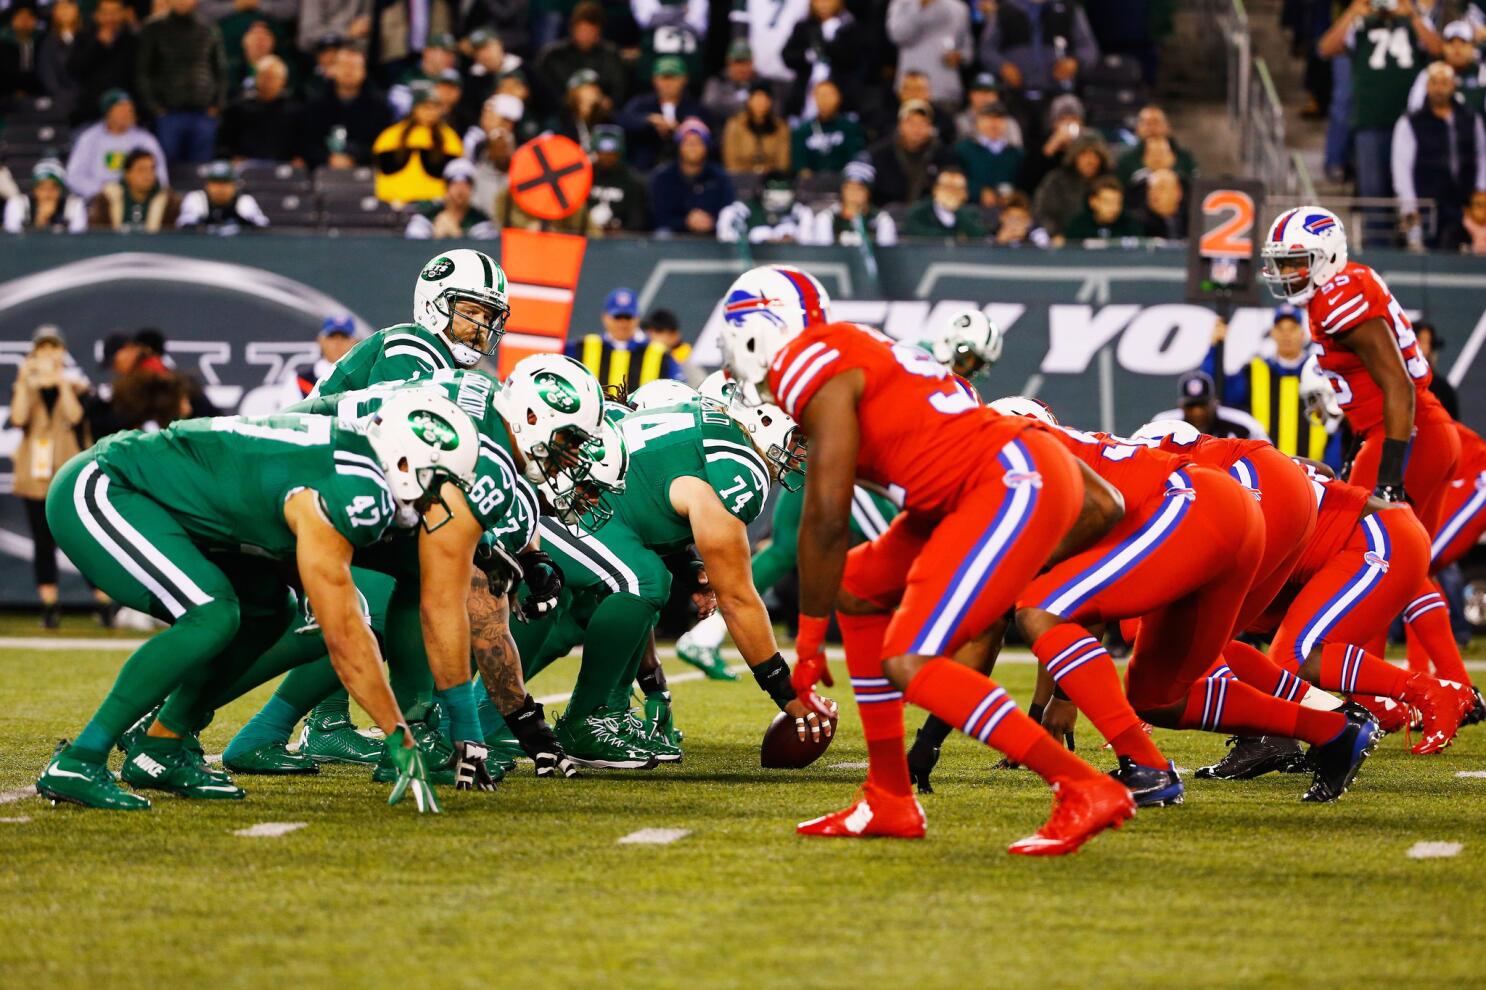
[504,695,579,778]
[515,549,563,621]
[452,740,499,791]
[474,539,524,597]
[1373,483,1408,504]
[386,726,441,814]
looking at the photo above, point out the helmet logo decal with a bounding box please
[409,409,460,450]
[533,371,581,413]
[724,290,787,328]
[421,256,455,281]
[1302,213,1336,234]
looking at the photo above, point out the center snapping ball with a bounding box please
[760,709,838,769]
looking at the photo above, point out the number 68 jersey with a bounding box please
[768,321,1032,516]
[1306,261,1447,435]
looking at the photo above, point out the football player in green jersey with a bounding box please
[36,393,480,812]
[919,306,1004,382]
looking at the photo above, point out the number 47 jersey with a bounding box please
[767,322,1034,516]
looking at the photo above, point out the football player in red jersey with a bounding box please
[1260,206,1471,692]
[719,265,1137,856]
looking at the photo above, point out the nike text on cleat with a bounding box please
[1109,757,1184,807]
[1195,735,1310,779]
[120,746,245,800]
[796,784,926,839]
[1007,775,1135,857]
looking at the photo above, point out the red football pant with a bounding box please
[1406,469,1486,676]
[1229,445,1318,630]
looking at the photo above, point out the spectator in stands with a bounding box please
[588,124,649,233]
[1393,61,1486,249]
[297,47,388,168]
[1412,319,1459,417]
[433,67,472,133]
[955,72,1022,145]
[1131,167,1186,240]
[810,160,897,245]
[551,68,614,153]
[1450,187,1486,253]
[887,0,972,111]
[1154,370,1268,440]
[299,33,344,102]
[1026,92,1085,189]
[176,158,269,230]
[1319,0,1441,219]
[790,79,863,175]
[468,106,514,216]
[722,82,790,174]
[37,0,82,119]
[1115,105,1196,184]
[702,39,760,126]
[649,117,734,235]
[218,54,298,161]
[389,34,458,118]
[781,0,866,118]
[226,14,280,96]
[641,308,689,364]
[631,0,707,81]
[66,89,169,199]
[66,0,136,127]
[136,0,229,164]
[567,287,685,391]
[893,70,957,144]
[992,190,1049,246]
[3,159,88,233]
[1408,20,1486,113]
[320,127,360,169]
[903,165,984,240]
[87,147,182,230]
[956,103,1022,207]
[10,324,91,629]
[458,29,521,124]
[535,3,629,116]
[372,80,462,205]
[493,69,540,144]
[618,55,708,171]
[718,170,815,243]
[405,158,497,239]
[1063,175,1142,241]
[868,99,954,206]
[735,0,809,90]
[1032,132,1111,236]
[297,0,370,56]
[0,2,42,99]
[978,0,1099,103]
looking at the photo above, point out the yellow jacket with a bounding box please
[372,120,463,205]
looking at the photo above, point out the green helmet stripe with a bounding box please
[478,252,494,290]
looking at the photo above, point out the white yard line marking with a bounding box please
[0,815,31,823]
[1406,841,1462,859]
[617,827,691,845]
[0,636,147,650]
[828,762,869,770]
[0,785,36,804]
[1455,771,1486,779]
[233,821,308,838]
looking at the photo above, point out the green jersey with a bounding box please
[312,323,458,399]
[287,369,539,546]
[94,414,397,559]
[1350,15,1426,129]
[605,398,769,554]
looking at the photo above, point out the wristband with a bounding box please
[435,683,481,743]
[1378,438,1408,489]
[752,653,796,711]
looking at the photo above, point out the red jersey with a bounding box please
[1306,261,1443,434]
[1146,433,1271,472]
[1454,422,1486,479]
[1046,427,1189,508]
[767,322,1031,515]
[1293,470,1371,583]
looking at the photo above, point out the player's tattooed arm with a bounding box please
[468,567,528,715]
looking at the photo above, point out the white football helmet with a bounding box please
[539,418,628,531]
[496,354,607,489]
[989,395,1058,425]
[1131,418,1201,446]
[628,378,697,410]
[699,371,806,490]
[718,265,832,405]
[1300,355,1343,431]
[928,306,1003,379]
[1260,207,1348,305]
[365,389,480,530]
[413,249,511,367]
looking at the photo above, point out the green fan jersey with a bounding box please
[287,369,539,545]
[1349,15,1426,129]
[605,398,769,555]
[312,323,458,399]
[93,414,397,559]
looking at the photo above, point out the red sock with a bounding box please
[837,611,910,797]
[1221,640,1308,701]
[1033,623,1165,767]
[1404,587,1473,687]
[1403,624,1432,675]
[1316,642,1409,698]
[904,657,1098,783]
[1180,675,1346,745]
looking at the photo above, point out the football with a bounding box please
[760,709,839,769]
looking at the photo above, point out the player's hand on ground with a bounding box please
[1040,698,1078,751]
[452,741,499,791]
[386,726,441,813]
[785,696,835,742]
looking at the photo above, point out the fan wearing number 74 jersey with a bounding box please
[720,264,1136,855]
[1261,206,1473,695]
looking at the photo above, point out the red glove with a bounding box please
[791,613,834,697]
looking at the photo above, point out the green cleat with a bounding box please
[369,706,461,785]
[299,711,384,765]
[675,638,738,681]
[120,743,246,800]
[643,691,684,747]
[223,742,320,775]
[37,743,150,811]
[555,711,659,770]
[115,705,161,757]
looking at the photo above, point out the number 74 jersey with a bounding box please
[767,321,1033,516]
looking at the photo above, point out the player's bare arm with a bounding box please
[417,482,486,692]
[1337,317,1416,495]
[1047,461,1125,566]
[795,371,865,618]
[468,565,527,714]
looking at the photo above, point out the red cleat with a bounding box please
[1438,679,1478,720]
[1350,695,1413,734]
[796,784,926,839]
[1402,674,1464,755]
[1007,775,1135,857]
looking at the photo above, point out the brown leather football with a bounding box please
[760,709,839,769]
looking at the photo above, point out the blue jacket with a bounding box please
[616,95,711,171]
[649,161,735,234]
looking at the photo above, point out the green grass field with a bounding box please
[2,637,1484,990]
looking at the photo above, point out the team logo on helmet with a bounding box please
[533,371,581,413]
[421,256,455,281]
[1302,214,1336,235]
[723,290,786,327]
[409,409,461,450]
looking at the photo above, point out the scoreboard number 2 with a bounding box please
[1198,189,1256,259]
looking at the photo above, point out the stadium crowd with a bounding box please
[0,0,1192,242]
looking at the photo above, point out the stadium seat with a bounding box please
[3,95,66,124]
[321,197,406,233]
[1085,53,1145,89]
[314,165,377,193]
[1086,87,1145,132]
[731,171,762,203]
[239,162,312,194]
[1,122,69,149]
[170,161,208,188]
[255,192,320,229]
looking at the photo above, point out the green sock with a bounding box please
[570,594,656,720]
[225,695,305,759]
[273,658,344,725]
[384,595,433,711]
